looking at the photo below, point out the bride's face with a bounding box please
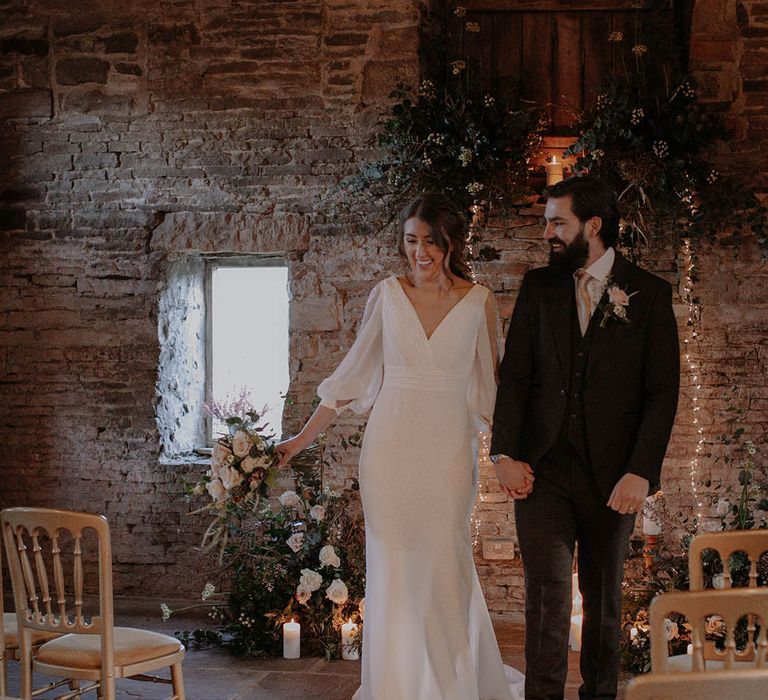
[403,217,449,283]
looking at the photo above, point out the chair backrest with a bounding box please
[649,588,768,672]
[689,530,768,591]
[626,669,768,700]
[0,508,114,640]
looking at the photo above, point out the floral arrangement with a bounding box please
[186,400,280,556]
[620,426,768,673]
[597,278,637,327]
[168,402,366,660]
[564,21,767,255]
[361,3,543,259]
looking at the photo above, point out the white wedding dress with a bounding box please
[318,276,524,700]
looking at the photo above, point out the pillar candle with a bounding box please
[283,619,300,659]
[341,620,360,661]
[546,157,564,186]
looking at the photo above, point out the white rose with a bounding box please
[212,443,232,468]
[232,430,253,458]
[358,597,365,620]
[300,568,323,592]
[206,478,226,501]
[296,584,312,605]
[286,533,305,553]
[712,573,725,589]
[326,579,349,605]
[279,490,301,508]
[241,454,271,474]
[319,544,341,569]
[219,465,243,491]
[309,505,325,521]
[716,498,730,516]
[664,618,679,641]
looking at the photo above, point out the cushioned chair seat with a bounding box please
[666,653,755,671]
[3,613,60,649]
[35,627,183,670]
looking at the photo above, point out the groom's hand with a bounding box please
[493,458,534,500]
[607,473,649,515]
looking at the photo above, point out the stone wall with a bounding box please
[1,0,767,616]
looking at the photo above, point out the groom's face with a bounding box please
[544,195,590,273]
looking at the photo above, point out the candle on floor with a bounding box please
[546,157,564,186]
[341,620,360,661]
[687,643,693,655]
[283,619,300,659]
[569,614,583,652]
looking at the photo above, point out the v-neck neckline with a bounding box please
[393,276,478,342]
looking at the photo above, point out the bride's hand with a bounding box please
[275,436,305,469]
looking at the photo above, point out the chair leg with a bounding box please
[69,678,82,698]
[171,662,185,700]
[0,652,6,697]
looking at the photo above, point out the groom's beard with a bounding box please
[548,225,589,274]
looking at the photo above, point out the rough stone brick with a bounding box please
[0,35,49,56]
[56,57,111,85]
[102,32,140,54]
[0,88,52,117]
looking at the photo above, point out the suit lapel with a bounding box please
[544,271,574,380]
[586,252,636,379]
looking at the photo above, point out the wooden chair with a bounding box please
[1,529,60,697]
[688,529,768,591]
[1,507,185,700]
[626,668,768,700]
[649,588,768,673]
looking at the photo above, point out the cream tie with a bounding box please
[576,269,593,336]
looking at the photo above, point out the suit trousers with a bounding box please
[514,448,636,700]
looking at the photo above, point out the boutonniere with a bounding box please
[597,277,638,328]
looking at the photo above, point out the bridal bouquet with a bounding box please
[188,405,280,554]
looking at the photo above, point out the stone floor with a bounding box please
[4,600,629,699]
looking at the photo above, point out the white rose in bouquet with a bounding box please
[326,579,349,605]
[219,465,243,491]
[206,478,226,501]
[309,505,326,521]
[212,443,232,468]
[319,544,341,568]
[241,454,270,474]
[232,430,253,458]
[300,568,323,592]
[296,584,312,605]
[286,533,305,553]
[279,490,301,508]
[712,573,725,589]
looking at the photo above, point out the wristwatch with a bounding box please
[489,454,511,464]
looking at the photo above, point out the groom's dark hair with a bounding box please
[545,175,621,248]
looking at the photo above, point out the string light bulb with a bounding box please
[682,238,706,530]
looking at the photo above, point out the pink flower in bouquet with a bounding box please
[212,443,232,469]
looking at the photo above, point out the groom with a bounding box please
[490,176,680,700]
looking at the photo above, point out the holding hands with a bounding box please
[492,457,535,500]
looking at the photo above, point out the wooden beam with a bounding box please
[465,1,668,11]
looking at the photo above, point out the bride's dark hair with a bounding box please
[398,193,473,282]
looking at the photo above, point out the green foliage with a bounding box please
[565,25,767,254]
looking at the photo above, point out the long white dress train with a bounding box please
[318,276,524,700]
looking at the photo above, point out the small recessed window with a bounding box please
[207,259,289,442]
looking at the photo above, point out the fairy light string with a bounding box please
[682,238,705,530]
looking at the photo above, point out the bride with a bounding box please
[277,193,527,700]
